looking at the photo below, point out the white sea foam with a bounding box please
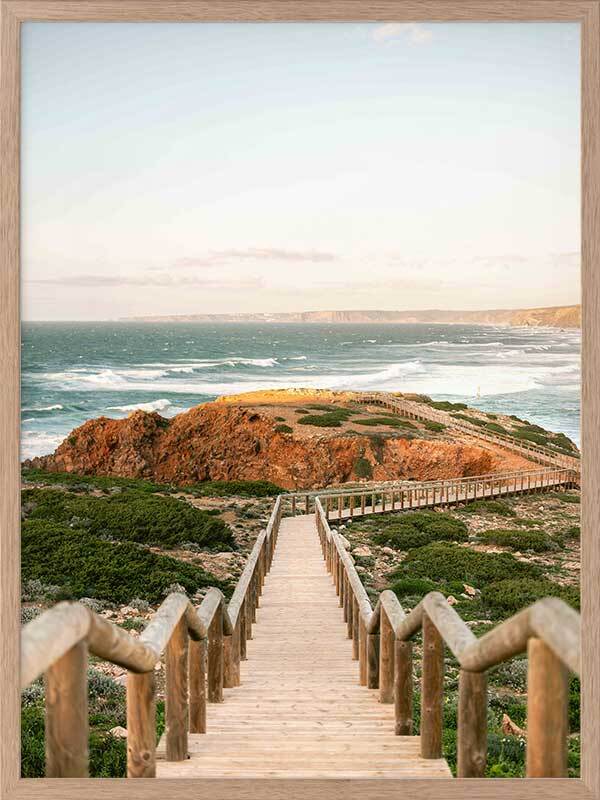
[22,404,64,412]
[20,430,64,460]
[106,399,173,413]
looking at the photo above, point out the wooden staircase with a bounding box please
[156,514,450,778]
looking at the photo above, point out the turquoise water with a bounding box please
[21,322,581,459]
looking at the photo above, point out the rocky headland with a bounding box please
[24,389,554,490]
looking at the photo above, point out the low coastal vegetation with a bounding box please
[22,519,226,604]
[20,468,281,776]
[342,490,581,777]
[22,488,235,550]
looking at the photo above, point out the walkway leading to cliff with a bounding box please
[156,514,451,779]
[21,467,580,781]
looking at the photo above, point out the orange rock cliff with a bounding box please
[24,394,536,490]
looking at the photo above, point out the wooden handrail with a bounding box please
[363,392,580,470]
[314,496,581,778]
[21,494,284,778]
[300,466,578,519]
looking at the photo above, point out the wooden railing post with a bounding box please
[358,617,368,685]
[379,609,395,703]
[246,582,254,638]
[421,613,444,759]
[346,584,353,639]
[165,616,188,761]
[208,608,224,703]
[223,632,235,689]
[45,640,89,777]
[367,630,380,689]
[394,639,413,735]
[189,638,207,733]
[526,637,569,777]
[127,670,156,777]
[352,598,360,660]
[457,670,487,777]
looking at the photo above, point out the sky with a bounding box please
[21,21,581,321]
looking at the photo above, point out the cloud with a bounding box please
[174,248,337,268]
[372,23,433,45]
[28,273,265,289]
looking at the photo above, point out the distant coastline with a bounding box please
[121,304,581,329]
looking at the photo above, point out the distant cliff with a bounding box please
[123,305,580,329]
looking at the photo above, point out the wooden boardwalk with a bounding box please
[157,514,451,779]
[325,471,573,522]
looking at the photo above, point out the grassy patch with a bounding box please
[461,499,516,517]
[424,420,446,432]
[297,407,354,427]
[549,492,580,504]
[477,528,557,553]
[392,542,541,589]
[274,423,293,434]
[22,519,225,604]
[21,468,174,494]
[427,400,468,411]
[485,422,510,436]
[353,416,416,429]
[188,479,284,497]
[22,488,234,550]
[361,511,468,550]
[481,577,580,617]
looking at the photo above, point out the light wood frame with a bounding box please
[1,1,598,798]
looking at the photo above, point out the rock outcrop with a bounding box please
[25,399,536,490]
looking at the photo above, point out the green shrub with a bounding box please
[451,413,488,427]
[477,528,557,553]
[353,416,416,429]
[393,542,541,589]
[361,511,468,550]
[275,423,293,433]
[481,577,580,616]
[512,428,549,446]
[296,405,355,428]
[88,732,127,777]
[21,705,46,777]
[274,416,285,421]
[21,468,174,494]
[390,577,439,598]
[424,421,446,432]
[22,488,234,550]
[307,404,353,415]
[353,457,373,479]
[485,422,510,435]
[297,413,344,427]
[22,519,224,604]
[428,400,468,411]
[552,492,580,504]
[461,499,516,517]
[189,479,283,497]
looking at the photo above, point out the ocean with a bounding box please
[21,322,581,460]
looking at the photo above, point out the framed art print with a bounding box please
[1,3,599,800]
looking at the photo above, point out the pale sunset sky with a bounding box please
[21,22,581,320]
